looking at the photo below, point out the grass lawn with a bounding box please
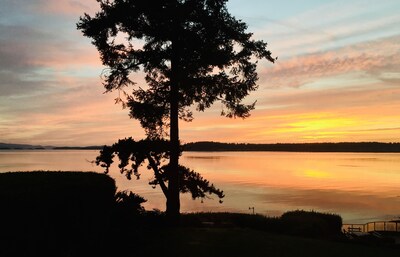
[120,227,400,257]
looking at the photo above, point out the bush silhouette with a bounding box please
[0,171,116,256]
[280,210,343,237]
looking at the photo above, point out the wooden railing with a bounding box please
[343,221,400,233]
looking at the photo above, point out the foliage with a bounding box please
[181,211,343,238]
[115,190,147,221]
[0,171,116,208]
[77,0,275,135]
[96,138,225,202]
[0,171,117,256]
[77,0,274,215]
[181,212,280,231]
[280,210,343,237]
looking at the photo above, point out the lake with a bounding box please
[1,150,399,223]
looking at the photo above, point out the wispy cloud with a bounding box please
[260,35,400,88]
[256,0,400,57]
[34,0,98,16]
[0,79,143,145]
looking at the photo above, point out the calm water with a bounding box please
[1,150,399,223]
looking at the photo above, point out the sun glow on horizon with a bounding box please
[280,114,356,132]
[1,0,400,146]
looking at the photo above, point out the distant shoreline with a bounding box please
[183,142,400,153]
[1,142,400,153]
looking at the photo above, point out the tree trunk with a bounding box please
[166,15,181,223]
[166,79,180,223]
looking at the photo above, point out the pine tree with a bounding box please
[77,0,275,221]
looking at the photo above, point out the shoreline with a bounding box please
[2,142,400,152]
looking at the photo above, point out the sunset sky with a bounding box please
[1,0,399,146]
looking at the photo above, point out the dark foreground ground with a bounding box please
[113,226,400,257]
[1,171,399,257]
[2,225,399,257]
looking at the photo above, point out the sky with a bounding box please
[0,0,399,146]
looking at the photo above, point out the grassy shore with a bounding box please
[119,227,399,257]
[1,171,399,257]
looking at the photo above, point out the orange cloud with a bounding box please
[0,75,145,146]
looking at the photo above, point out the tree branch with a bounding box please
[147,155,168,198]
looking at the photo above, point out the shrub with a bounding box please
[280,210,343,237]
[180,211,342,238]
[0,171,117,256]
[181,212,281,232]
[115,190,147,214]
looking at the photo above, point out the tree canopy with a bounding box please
[96,138,224,202]
[78,0,274,135]
[77,0,274,218]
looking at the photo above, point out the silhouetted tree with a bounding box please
[77,0,275,220]
[97,138,224,202]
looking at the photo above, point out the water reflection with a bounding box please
[185,156,224,160]
[179,152,400,223]
[1,150,399,223]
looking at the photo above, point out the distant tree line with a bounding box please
[183,142,400,152]
[0,143,46,150]
[3,142,400,152]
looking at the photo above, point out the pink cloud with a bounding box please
[260,35,400,88]
[34,0,99,16]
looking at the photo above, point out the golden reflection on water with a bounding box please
[302,169,332,179]
[179,152,400,223]
[1,150,399,223]
[185,152,400,192]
